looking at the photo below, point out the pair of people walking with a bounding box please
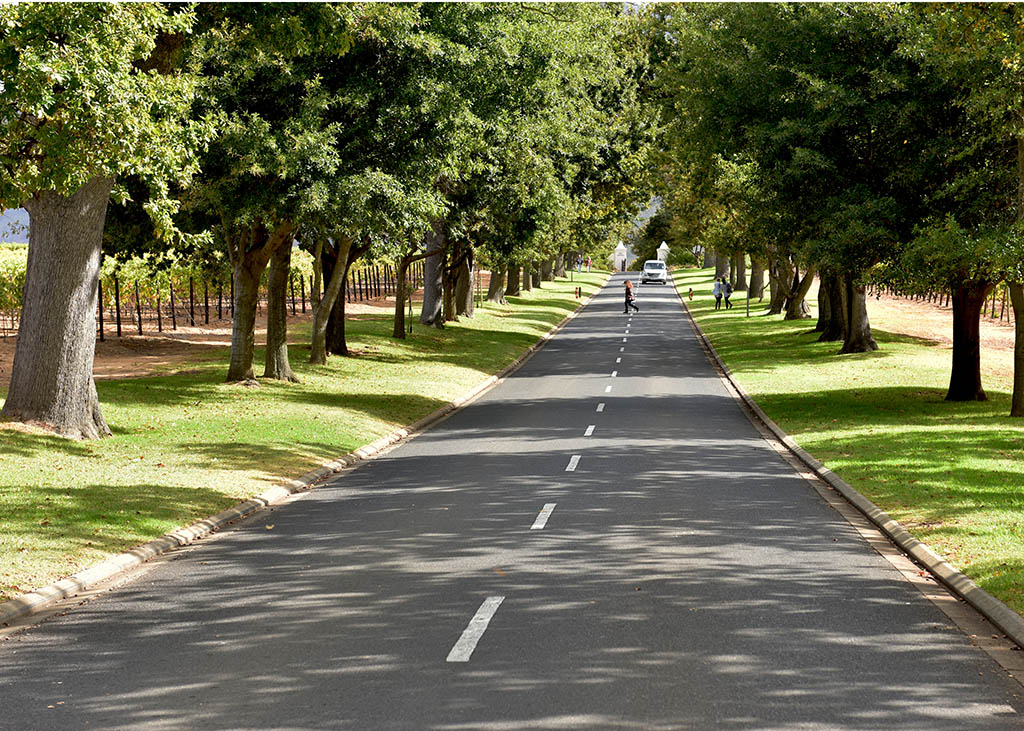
[713,277,733,310]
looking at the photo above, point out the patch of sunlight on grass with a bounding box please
[675,267,1024,615]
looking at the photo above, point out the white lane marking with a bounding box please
[611,370,618,377]
[619,347,624,353]
[616,357,621,364]
[622,338,627,343]
[531,503,557,530]
[566,455,581,471]
[605,385,612,393]
[596,403,605,412]
[447,597,504,662]
[584,425,595,436]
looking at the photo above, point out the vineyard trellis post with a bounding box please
[114,276,122,338]
[134,281,142,335]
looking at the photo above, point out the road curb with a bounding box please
[672,274,1024,651]
[0,274,609,628]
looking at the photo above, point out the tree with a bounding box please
[905,4,1024,413]
[0,4,202,438]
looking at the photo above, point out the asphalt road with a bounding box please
[2,272,1023,730]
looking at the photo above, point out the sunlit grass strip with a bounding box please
[0,272,606,601]
[675,267,1024,615]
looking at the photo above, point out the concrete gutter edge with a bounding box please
[675,277,1024,651]
[0,275,609,627]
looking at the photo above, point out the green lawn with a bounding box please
[676,267,1024,615]
[0,272,606,601]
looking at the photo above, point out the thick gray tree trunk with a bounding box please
[522,261,533,292]
[227,223,292,382]
[554,253,566,278]
[420,228,445,326]
[505,266,521,297]
[947,280,993,401]
[2,177,113,439]
[784,265,816,320]
[767,255,791,315]
[541,259,554,281]
[486,267,507,304]
[714,251,729,279]
[749,258,765,300]
[1008,281,1024,416]
[838,277,877,354]
[816,269,844,342]
[531,262,542,288]
[732,252,747,291]
[264,241,298,381]
[310,236,353,365]
[455,254,474,317]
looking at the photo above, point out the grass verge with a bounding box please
[0,271,606,602]
[675,267,1024,616]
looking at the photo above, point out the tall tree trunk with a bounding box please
[2,177,113,439]
[522,261,533,292]
[749,258,765,300]
[310,236,354,365]
[455,252,474,317]
[554,253,566,278]
[442,249,458,323]
[767,255,792,315]
[505,265,521,297]
[226,222,292,382]
[326,241,369,356]
[393,254,413,339]
[420,228,445,326]
[732,252,747,291]
[540,259,554,281]
[838,276,877,353]
[816,269,844,341]
[263,241,298,381]
[714,250,729,279]
[1008,281,1024,416]
[783,264,816,320]
[947,280,993,401]
[487,267,507,304]
[531,262,542,288]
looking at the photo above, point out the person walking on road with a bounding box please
[624,280,639,314]
[724,279,734,309]
[713,278,723,310]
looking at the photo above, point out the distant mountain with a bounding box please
[0,208,29,243]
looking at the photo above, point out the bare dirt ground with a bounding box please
[0,293,413,391]
[867,292,1017,384]
[0,279,1015,390]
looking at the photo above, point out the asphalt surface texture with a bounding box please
[2,272,1023,730]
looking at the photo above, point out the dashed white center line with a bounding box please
[622,338,627,343]
[531,503,556,530]
[596,403,605,412]
[616,357,621,363]
[584,425,595,436]
[605,385,612,393]
[611,370,618,377]
[566,455,581,471]
[446,597,504,662]
[619,347,625,353]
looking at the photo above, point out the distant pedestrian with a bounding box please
[688,287,694,301]
[624,280,639,313]
[713,278,723,310]
[586,256,592,273]
[724,280,734,309]
[577,255,583,273]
